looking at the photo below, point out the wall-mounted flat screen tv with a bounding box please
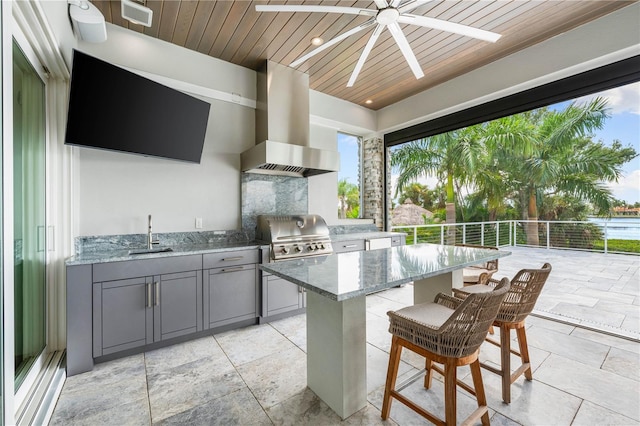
[65,50,210,163]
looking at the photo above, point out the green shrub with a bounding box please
[592,239,640,254]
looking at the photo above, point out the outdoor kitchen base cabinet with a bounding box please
[92,270,203,357]
[263,274,305,318]
[205,265,258,328]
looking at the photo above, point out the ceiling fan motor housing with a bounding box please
[376,8,400,25]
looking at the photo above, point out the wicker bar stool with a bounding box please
[381,278,510,425]
[452,263,552,404]
[456,244,500,286]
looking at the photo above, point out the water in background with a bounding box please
[588,217,640,241]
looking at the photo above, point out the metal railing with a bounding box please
[391,219,640,255]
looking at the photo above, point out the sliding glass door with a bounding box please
[12,40,46,392]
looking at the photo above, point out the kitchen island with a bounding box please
[260,243,510,419]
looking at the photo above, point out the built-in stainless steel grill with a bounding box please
[256,214,333,261]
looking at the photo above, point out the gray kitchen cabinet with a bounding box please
[333,239,366,253]
[391,234,406,246]
[262,274,304,317]
[203,249,259,328]
[259,248,305,322]
[204,264,258,328]
[91,255,203,358]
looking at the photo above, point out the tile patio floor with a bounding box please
[50,247,640,425]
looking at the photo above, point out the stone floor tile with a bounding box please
[154,388,272,426]
[268,313,307,348]
[367,371,495,426]
[147,355,245,422]
[535,354,640,421]
[365,294,407,319]
[236,346,307,409]
[570,327,640,353]
[549,302,625,328]
[144,336,220,374]
[50,395,150,426]
[489,412,523,426]
[527,314,576,334]
[572,400,640,426]
[215,323,296,366]
[266,389,395,425]
[63,353,146,391]
[366,314,392,352]
[524,325,610,367]
[477,366,582,425]
[366,343,415,394]
[602,347,640,381]
[576,287,636,305]
[375,284,414,306]
[54,354,148,414]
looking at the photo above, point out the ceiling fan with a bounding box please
[256,0,502,87]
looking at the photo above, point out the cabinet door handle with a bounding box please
[146,283,152,308]
[221,266,244,273]
[222,256,244,262]
[154,282,160,306]
[343,244,358,248]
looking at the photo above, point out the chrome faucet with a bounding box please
[147,214,160,249]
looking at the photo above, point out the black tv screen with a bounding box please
[65,50,210,163]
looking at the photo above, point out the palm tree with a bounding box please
[391,127,485,243]
[483,98,636,245]
[338,178,359,219]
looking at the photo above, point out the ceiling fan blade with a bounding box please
[373,0,389,9]
[387,22,424,80]
[347,24,384,87]
[290,20,377,68]
[256,5,376,17]
[398,0,436,14]
[398,14,502,42]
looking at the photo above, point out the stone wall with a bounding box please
[361,136,385,230]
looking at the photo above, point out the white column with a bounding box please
[306,291,367,419]
[413,269,463,304]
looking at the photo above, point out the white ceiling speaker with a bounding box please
[121,0,153,28]
[256,0,502,87]
[68,0,107,43]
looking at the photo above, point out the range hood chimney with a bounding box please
[241,61,340,177]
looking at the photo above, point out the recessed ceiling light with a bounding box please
[365,99,373,104]
[311,37,324,46]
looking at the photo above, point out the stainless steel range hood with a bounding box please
[241,61,340,177]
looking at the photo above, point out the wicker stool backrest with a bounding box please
[389,278,510,358]
[497,262,552,324]
[456,244,499,271]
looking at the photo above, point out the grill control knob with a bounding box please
[319,244,325,249]
[308,246,314,251]
[282,247,290,254]
[295,246,303,252]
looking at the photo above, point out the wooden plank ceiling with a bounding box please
[92,0,632,110]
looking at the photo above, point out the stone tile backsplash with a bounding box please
[241,173,308,239]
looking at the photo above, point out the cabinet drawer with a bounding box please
[333,239,365,253]
[391,235,405,246]
[93,254,202,282]
[203,249,258,269]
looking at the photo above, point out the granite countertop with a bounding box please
[66,241,268,266]
[330,231,406,242]
[260,243,510,302]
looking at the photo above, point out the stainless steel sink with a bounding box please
[128,247,174,255]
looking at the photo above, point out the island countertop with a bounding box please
[260,243,510,302]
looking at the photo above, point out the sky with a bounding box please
[340,81,640,205]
